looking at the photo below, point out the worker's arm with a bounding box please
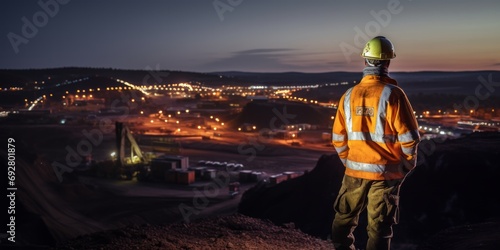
[332,95,349,165]
[391,90,421,172]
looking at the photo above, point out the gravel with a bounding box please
[56,214,333,250]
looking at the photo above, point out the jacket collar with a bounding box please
[360,75,398,86]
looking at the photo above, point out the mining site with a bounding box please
[1,68,499,250]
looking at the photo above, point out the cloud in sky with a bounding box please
[198,48,300,72]
[198,48,352,72]
[234,49,297,55]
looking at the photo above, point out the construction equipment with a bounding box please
[115,122,152,179]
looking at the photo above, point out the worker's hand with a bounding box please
[399,157,415,175]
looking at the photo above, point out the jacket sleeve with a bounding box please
[332,94,349,165]
[390,90,421,171]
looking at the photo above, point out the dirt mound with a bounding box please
[238,132,500,248]
[56,214,332,250]
[232,100,332,129]
[417,217,500,250]
[399,132,500,242]
[238,154,345,239]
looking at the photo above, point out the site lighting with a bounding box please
[141,97,145,101]
[221,123,224,126]
[164,120,168,122]
[140,111,144,114]
[177,111,181,115]
[150,120,154,123]
[168,114,172,118]
[238,128,241,131]
[131,99,135,102]
[110,152,116,157]
[213,127,217,131]
[197,126,201,129]
[158,110,163,114]
[176,120,179,124]
[252,126,256,130]
[185,109,189,113]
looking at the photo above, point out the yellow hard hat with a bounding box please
[361,36,396,60]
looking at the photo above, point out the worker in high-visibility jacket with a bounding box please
[331,36,420,250]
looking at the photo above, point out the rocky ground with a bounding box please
[3,131,500,249]
[55,214,333,250]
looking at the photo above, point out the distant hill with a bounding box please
[0,67,250,87]
[2,68,498,96]
[212,71,360,85]
[215,70,500,96]
[1,68,498,108]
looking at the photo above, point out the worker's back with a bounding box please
[333,74,419,180]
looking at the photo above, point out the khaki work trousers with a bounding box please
[332,175,401,250]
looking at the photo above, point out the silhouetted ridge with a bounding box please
[238,132,500,248]
[238,154,345,239]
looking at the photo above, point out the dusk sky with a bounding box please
[1,0,499,73]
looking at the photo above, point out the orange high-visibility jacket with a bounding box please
[332,75,420,180]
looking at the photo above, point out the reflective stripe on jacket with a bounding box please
[332,75,420,180]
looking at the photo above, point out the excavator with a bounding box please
[115,122,153,180]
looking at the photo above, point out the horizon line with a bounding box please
[0,66,499,74]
